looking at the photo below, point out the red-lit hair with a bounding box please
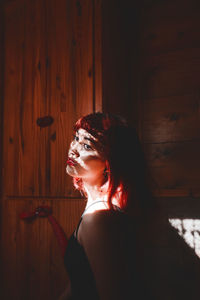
[72,112,154,214]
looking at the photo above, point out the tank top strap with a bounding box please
[74,205,124,239]
[75,217,83,239]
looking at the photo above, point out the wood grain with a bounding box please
[1,0,102,299]
[1,197,85,300]
[142,93,200,143]
[138,0,200,197]
[140,47,200,100]
[3,0,96,197]
[143,140,200,197]
[93,0,102,112]
[139,0,200,55]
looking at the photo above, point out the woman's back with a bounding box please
[64,209,146,299]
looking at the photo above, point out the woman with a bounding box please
[60,112,156,300]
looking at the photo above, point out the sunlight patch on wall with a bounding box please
[169,219,200,258]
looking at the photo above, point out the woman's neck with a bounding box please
[82,180,121,214]
[84,180,108,207]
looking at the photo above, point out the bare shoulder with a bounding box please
[78,210,136,299]
[82,209,117,227]
[79,209,133,246]
[82,209,127,232]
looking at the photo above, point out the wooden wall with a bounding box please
[137,0,200,214]
[134,2,200,296]
[0,0,101,299]
[0,1,139,299]
[0,0,5,293]
[101,0,140,126]
[1,0,200,299]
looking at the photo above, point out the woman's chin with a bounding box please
[66,165,75,176]
[66,165,81,178]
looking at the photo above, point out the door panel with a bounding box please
[1,0,102,299]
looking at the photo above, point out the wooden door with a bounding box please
[0,0,102,299]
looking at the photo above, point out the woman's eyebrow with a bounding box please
[84,136,98,146]
[76,130,98,145]
[83,137,96,145]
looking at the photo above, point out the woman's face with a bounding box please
[66,128,106,184]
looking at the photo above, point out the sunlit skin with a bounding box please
[63,128,134,300]
[66,128,110,212]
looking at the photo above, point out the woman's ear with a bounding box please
[103,161,110,179]
[105,160,109,172]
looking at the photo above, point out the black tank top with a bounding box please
[64,217,99,300]
[64,207,125,300]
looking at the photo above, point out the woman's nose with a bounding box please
[71,149,79,157]
[70,145,80,158]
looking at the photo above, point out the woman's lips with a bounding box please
[67,157,77,166]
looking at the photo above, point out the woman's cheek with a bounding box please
[85,157,105,173]
[81,153,102,165]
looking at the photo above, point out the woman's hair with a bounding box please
[72,112,156,215]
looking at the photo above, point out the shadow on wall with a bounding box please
[135,199,200,300]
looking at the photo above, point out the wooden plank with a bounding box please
[138,0,200,198]
[157,196,200,219]
[139,0,200,55]
[139,47,200,99]
[47,0,94,196]
[141,0,200,19]
[94,0,102,112]
[3,0,54,196]
[0,1,4,296]
[1,197,85,300]
[3,0,95,197]
[0,0,4,198]
[102,0,139,123]
[143,140,200,197]
[142,93,200,143]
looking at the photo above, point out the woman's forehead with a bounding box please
[76,128,106,154]
[76,128,98,142]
